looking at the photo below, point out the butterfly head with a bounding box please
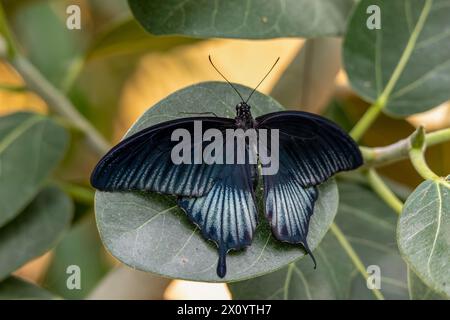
[235,102,254,128]
[236,101,250,113]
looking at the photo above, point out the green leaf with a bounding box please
[344,0,450,116]
[0,276,55,299]
[95,81,338,282]
[43,215,111,299]
[398,180,450,297]
[11,1,84,88]
[0,186,73,281]
[407,267,446,300]
[0,112,68,227]
[128,0,355,39]
[86,18,199,60]
[229,181,409,299]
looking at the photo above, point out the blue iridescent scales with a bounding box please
[91,107,362,278]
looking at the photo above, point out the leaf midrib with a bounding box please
[0,115,44,155]
[377,0,433,105]
[427,182,442,280]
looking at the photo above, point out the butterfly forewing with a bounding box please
[91,117,234,197]
[256,111,363,187]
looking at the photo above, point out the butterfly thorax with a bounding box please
[235,102,255,129]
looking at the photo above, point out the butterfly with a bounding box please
[90,56,363,278]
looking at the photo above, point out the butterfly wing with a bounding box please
[256,111,362,264]
[178,150,258,278]
[262,167,318,266]
[91,117,235,197]
[256,111,363,187]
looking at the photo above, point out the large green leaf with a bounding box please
[0,112,68,227]
[128,0,355,39]
[407,267,446,300]
[0,186,73,281]
[95,82,338,282]
[344,0,450,116]
[86,18,199,60]
[0,276,55,300]
[229,181,409,299]
[398,180,450,297]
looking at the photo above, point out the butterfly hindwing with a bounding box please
[178,162,258,278]
[256,111,361,265]
[262,166,318,266]
[256,111,363,187]
[90,117,234,197]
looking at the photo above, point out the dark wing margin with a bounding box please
[263,169,318,267]
[90,117,234,197]
[256,111,363,187]
[178,162,258,278]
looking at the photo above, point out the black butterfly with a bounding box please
[91,57,363,278]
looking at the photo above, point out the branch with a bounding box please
[0,3,110,156]
[361,127,450,168]
[11,56,110,155]
[359,127,450,215]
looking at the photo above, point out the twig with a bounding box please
[408,127,441,181]
[0,3,110,156]
[361,127,450,168]
[10,56,110,155]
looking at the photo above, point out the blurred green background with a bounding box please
[0,0,449,299]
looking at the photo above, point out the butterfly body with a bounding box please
[235,102,255,129]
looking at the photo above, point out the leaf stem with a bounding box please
[426,128,450,146]
[330,223,385,300]
[349,99,384,142]
[366,169,403,214]
[409,127,441,181]
[350,0,433,141]
[57,181,95,205]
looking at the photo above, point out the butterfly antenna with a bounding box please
[246,57,280,103]
[209,55,245,102]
